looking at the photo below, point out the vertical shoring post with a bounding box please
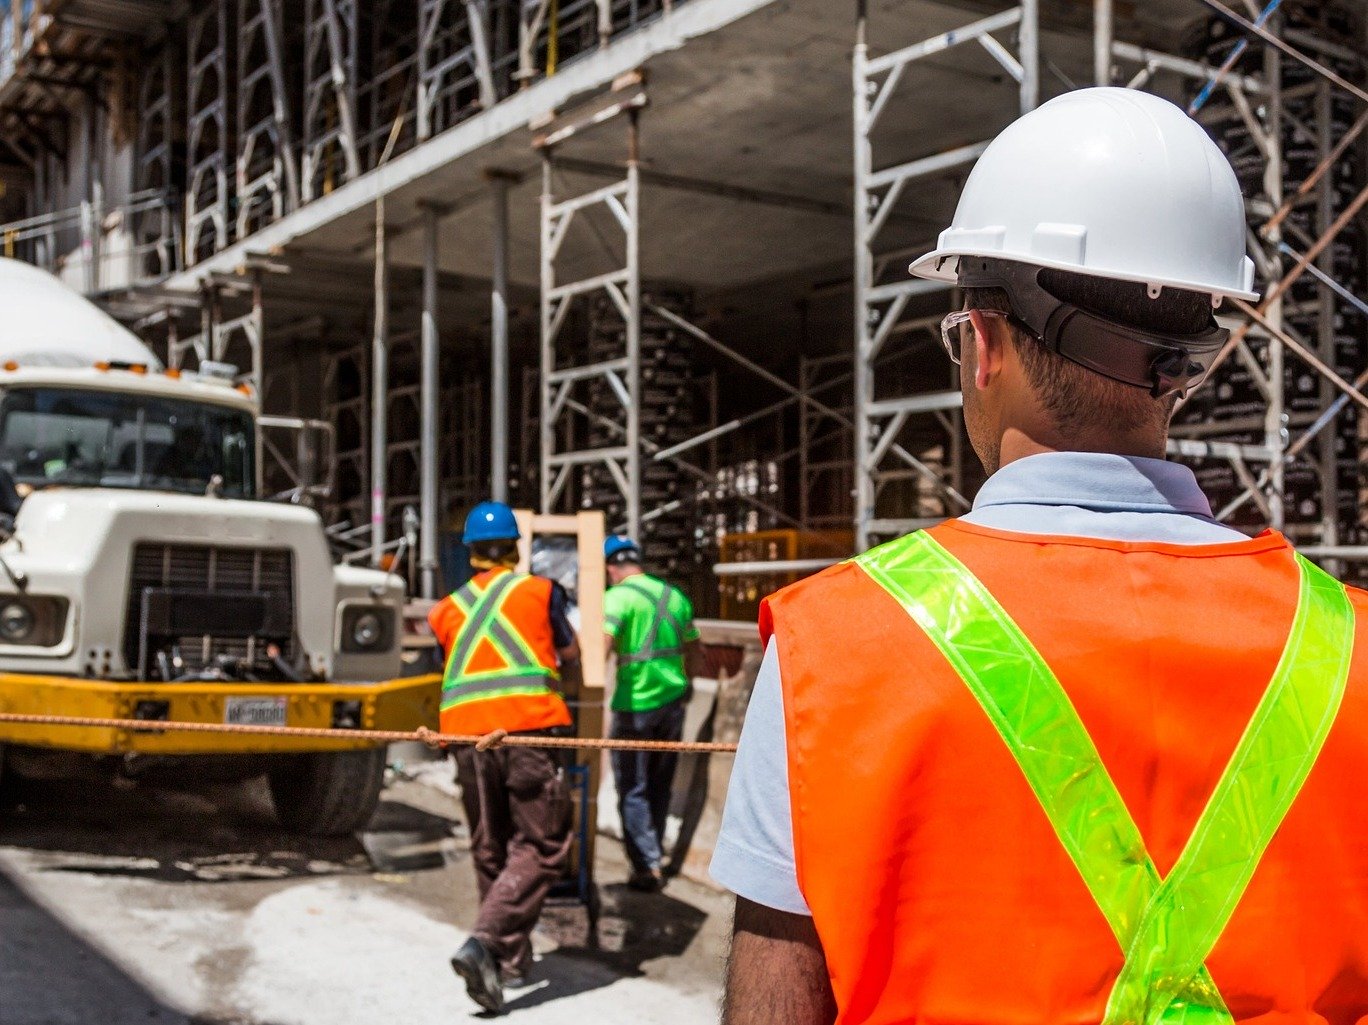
[853,8,875,552]
[1263,14,1285,531]
[371,202,390,564]
[1314,79,1341,572]
[625,110,642,541]
[420,202,441,598]
[539,152,554,517]
[1020,0,1040,114]
[1094,0,1113,86]
[490,172,512,504]
[251,271,265,494]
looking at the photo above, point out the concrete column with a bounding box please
[419,202,441,598]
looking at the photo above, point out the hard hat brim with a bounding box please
[909,248,1261,304]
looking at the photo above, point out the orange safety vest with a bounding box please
[428,568,572,735]
[762,521,1368,1025]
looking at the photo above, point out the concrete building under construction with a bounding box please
[0,0,1364,614]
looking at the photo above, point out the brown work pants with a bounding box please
[453,743,573,975]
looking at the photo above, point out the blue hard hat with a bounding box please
[604,535,640,561]
[463,501,520,544]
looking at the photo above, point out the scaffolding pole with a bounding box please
[490,171,513,504]
[371,205,390,564]
[419,202,442,598]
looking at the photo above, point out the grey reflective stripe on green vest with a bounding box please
[617,577,686,665]
[856,531,1356,1025]
[441,571,556,712]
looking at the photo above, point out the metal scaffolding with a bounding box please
[185,0,232,264]
[301,0,362,201]
[853,1,1037,550]
[236,0,300,239]
[852,0,1368,573]
[537,91,644,539]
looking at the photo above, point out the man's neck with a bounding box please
[995,425,1167,472]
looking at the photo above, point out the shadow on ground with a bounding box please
[0,861,292,1025]
[0,769,462,882]
[497,883,711,1013]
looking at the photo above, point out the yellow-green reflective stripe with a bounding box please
[857,533,1189,996]
[1104,553,1354,1025]
[441,679,559,710]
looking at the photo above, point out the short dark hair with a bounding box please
[470,539,518,563]
[963,270,1212,435]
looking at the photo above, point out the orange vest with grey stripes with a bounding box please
[428,568,571,735]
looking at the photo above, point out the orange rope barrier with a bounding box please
[0,712,739,754]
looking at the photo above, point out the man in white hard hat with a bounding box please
[712,88,1368,1024]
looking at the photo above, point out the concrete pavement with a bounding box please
[0,750,730,1024]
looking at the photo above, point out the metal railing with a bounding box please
[0,189,181,293]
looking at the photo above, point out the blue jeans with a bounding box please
[610,698,686,874]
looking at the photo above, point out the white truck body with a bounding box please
[0,261,411,836]
[0,363,404,684]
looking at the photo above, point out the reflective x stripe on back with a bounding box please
[617,577,686,665]
[443,573,552,700]
[857,531,1356,1025]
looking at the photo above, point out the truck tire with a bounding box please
[268,746,387,837]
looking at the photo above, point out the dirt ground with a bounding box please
[0,746,732,1024]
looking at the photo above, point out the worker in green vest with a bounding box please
[602,534,705,891]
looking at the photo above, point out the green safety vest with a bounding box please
[615,576,690,666]
[856,531,1355,1025]
[607,575,694,712]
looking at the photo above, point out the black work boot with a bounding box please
[450,936,504,1014]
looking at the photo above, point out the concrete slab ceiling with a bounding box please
[169,0,1220,301]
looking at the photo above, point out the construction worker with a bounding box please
[429,501,579,1014]
[713,87,1368,1024]
[602,535,705,890]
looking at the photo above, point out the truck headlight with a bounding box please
[0,597,68,647]
[341,605,394,653]
[0,602,33,642]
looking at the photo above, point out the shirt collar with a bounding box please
[972,452,1217,518]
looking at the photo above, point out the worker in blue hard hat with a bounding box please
[429,500,580,1013]
[602,534,705,891]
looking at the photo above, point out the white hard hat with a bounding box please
[910,87,1258,303]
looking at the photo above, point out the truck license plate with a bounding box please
[224,696,288,727]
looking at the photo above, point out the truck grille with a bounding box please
[124,543,297,679]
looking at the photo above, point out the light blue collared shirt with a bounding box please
[709,452,1248,915]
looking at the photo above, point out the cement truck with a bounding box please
[0,259,435,835]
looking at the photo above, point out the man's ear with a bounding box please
[966,309,1006,391]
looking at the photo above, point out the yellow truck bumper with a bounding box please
[0,673,440,755]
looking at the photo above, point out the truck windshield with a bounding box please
[0,387,256,499]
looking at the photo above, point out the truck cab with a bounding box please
[0,363,403,685]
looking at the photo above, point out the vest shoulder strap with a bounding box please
[446,572,546,678]
[618,576,687,664]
